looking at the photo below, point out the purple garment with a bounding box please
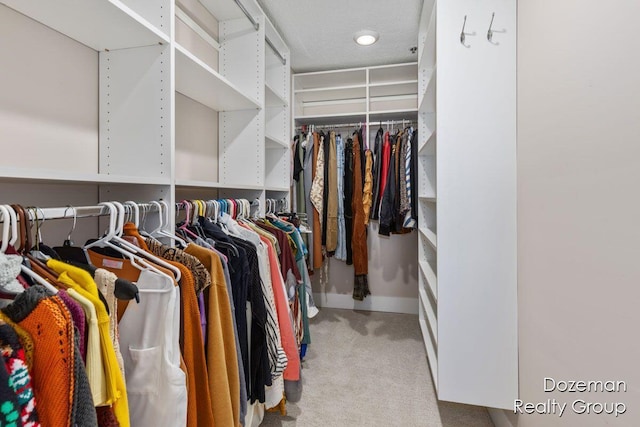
[58,289,87,362]
[198,292,207,343]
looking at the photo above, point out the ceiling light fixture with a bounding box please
[354,30,379,46]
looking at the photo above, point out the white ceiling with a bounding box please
[257,0,422,73]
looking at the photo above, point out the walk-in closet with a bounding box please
[1,0,638,426]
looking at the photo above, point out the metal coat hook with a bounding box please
[487,12,495,42]
[460,15,467,45]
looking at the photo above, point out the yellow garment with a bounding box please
[68,288,108,406]
[0,312,34,369]
[184,244,241,427]
[47,259,130,427]
[326,131,338,252]
[94,268,126,380]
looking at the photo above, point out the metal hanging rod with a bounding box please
[234,0,259,31]
[232,0,286,65]
[266,37,287,65]
[296,119,415,131]
[16,203,161,222]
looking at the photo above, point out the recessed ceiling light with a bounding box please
[354,30,379,46]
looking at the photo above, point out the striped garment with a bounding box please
[403,127,417,228]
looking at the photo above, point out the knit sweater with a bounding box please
[47,261,130,427]
[2,286,73,427]
[53,296,98,427]
[0,320,38,426]
[0,359,22,427]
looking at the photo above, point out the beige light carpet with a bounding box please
[261,308,495,427]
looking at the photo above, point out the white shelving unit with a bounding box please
[294,63,418,147]
[0,0,291,228]
[416,0,518,411]
[263,17,291,193]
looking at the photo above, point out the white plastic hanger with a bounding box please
[156,200,187,248]
[109,201,182,282]
[84,202,158,274]
[0,205,58,294]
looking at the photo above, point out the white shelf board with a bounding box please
[419,316,439,391]
[419,288,438,346]
[369,109,419,123]
[419,130,437,155]
[419,196,437,202]
[266,134,288,149]
[0,168,170,185]
[294,84,367,93]
[175,44,260,111]
[295,112,367,126]
[3,0,169,51]
[369,79,418,88]
[419,68,437,113]
[265,83,288,107]
[419,226,438,249]
[419,260,438,301]
[175,180,264,191]
[265,186,290,192]
[295,85,367,104]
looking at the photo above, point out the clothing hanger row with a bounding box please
[265,198,287,215]
[175,199,258,224]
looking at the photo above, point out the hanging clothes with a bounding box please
[370,127,384,221]
[325,131,338,255]
[302,132,316,267]
[343,138,354,265]
[311,133,324,270]
[351,133,370,301]
[335,135,347,261]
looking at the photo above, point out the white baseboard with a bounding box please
[488,408,516,427]
[313,292,418,315]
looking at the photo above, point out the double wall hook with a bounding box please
[460,15,467,45]
[487,12,495,42]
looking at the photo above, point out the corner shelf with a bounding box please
[419,226,438,249]
[419,260,438,301]
[266,134,288,149]
[419,68,437,113]
[265,83,288,107]
[419,129,437,154]
[175,44,260,111]
[419,287,438,345]
[2,0,169,51]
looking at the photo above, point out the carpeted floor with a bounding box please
[261,308,495,427]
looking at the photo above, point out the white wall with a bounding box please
[0,5,98,174]
[512,0,640,425]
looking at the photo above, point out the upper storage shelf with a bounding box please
[2,0,169,51]
[175,44,260,111]
[294,63,418,123]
